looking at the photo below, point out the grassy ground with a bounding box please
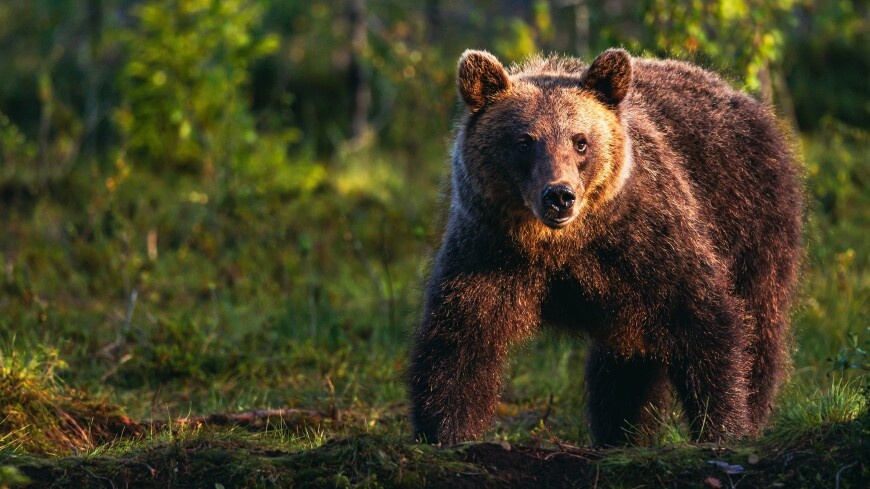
[0,122,867,487]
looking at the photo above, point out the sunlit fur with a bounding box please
[408,49,803,446]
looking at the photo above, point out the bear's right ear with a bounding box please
[582,49,632,107]
[458,50,511,112]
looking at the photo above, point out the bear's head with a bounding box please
[455,49,633,231]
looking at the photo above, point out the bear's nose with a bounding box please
[542,185,576,212]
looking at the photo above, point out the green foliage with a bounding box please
[784,0,869,129]
[117,0,280,172]
[0,112,36,172]
[805,121,869,226]
[646,0,796,93]
[794,125,869,391]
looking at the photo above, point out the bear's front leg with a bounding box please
[407,270,543,444]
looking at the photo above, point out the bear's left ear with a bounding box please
[458,50,511,112]
[582,49,632,107]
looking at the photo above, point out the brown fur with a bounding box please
[407,49,803,446]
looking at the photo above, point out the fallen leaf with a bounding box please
[704,476,723,488]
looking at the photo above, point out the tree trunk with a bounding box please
[574,0,590,58]
[425,0,441,45]
[555,0,590,58]
[83,0,104,157]
[348,0,370,145]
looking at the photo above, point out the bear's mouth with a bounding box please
[539,211,576,229]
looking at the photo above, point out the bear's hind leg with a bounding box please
[744,290,792,428]
[586,343,670,446]
[738,235,800,429]
[665,284,754,441]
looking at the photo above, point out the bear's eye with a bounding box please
[573,135,588,155]
[515,135,534,153]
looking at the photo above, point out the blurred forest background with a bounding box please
[0,0,868,459]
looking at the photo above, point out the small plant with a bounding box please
[829,328,870,378]
[768,378,866,449]
[829,327,870,428]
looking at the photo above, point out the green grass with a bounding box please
[0,123,867,486]
[1,403,867,487]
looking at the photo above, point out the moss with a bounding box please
[1,435,490,488]
[2,422,866,488]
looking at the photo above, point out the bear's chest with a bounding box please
[541,251,670,357]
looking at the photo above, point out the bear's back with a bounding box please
[626,58,801,263]
[627,58,778,165]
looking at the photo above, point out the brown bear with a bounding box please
[407,48,803,446]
